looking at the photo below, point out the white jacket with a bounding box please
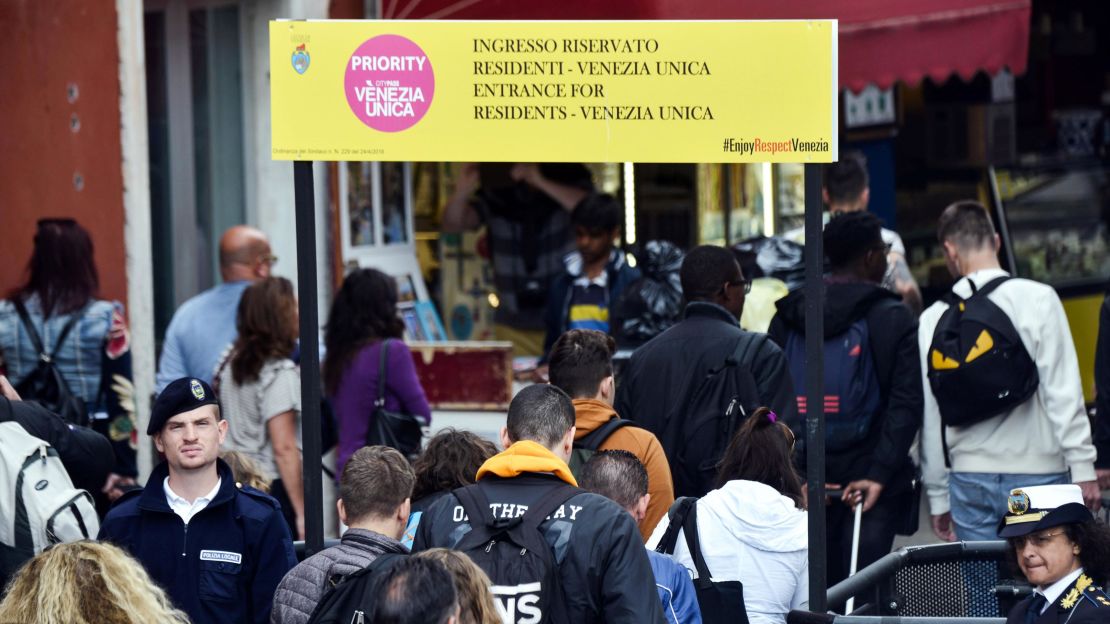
[918,268,1096,515]
[646,480,808,624]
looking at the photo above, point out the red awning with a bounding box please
[379,0,1031,93]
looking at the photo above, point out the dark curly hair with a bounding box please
[323,268,405,395]
[1006,520,1110,586]
[411,429,498,502]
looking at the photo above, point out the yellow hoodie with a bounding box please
[476,440,578,487]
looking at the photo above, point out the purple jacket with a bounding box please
[331,339,431,472]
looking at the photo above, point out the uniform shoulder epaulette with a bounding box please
[1080,582,1110,609]
[234,483,282,511]
[113,487,144,506]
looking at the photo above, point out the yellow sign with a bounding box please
[271,20,837,163]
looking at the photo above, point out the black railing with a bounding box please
[788,541,1028,623]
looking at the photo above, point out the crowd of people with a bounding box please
[2,155,1110,624]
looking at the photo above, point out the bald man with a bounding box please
[156,226,274,392]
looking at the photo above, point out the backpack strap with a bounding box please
[453,483,495,532]
[942,275,1010,305]
[12,299,46,358]
[575,417,634,451]
[654,496,697,555]
[454,481,580,529]
[970,276,1010,298]
[376,339,391,408]
[681,500,715,581]
[520,483,580,530]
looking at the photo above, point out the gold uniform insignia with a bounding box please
[1061,576,1095,610]
[1007,491,1030,515]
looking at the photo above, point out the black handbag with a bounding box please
[367,339,426,460]
[656,497,749,624]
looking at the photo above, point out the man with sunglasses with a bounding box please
[155,226,275,392]
[769,211,922,588]
[616,244,797,497]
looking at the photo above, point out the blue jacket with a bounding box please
[98,459,296,624]
[542,250,641,360]
[648,550,703,624]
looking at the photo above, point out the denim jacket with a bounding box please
[0,295,119,403]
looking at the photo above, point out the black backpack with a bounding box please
[672,334,764,497]
[654,497,748,624]
[453,482,580,624]
[783,317,881,452]
[927,276,1038,428]
[567,417,634,479]
[10,300,90,427]
[305,549,407,624]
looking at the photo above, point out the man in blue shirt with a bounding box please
[155,226,273,391]
[579,450,702,624]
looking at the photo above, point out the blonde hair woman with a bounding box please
[415,548,501,624]
[220,449,271,493]
[0,541,190,624]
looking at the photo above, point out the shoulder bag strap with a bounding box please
[681,500,715,581]
[654,496,696,555]
[376,338,391,408]
[11,299,46,357]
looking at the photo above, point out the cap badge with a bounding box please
[190,379,206,400]
[1008,490,1030,515]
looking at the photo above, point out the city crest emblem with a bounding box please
[292,44,310,75]
[1007,490,1030,515]
[190,379,205,400]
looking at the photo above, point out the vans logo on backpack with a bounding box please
[492,582,543,624]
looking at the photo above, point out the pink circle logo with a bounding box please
[344,35,434,133]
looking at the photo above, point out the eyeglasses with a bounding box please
[1010,530,1067,550]
[720,279,753,296]
[261,254,279,266]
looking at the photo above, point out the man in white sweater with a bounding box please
[919,201,1099,542]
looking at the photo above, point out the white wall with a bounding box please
[241,0,333,325]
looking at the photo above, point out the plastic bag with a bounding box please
[617,240,685,347]
[732,236,806,291]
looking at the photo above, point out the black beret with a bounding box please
[148,378,220,435]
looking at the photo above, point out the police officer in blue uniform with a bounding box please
[99,378,296,624]
[998,484,1110,624]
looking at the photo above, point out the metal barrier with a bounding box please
[786,541,1030,622]
[787,615,1006,624]
[293,539,341,562]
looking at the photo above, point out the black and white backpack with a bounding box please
[453,483,580,624]
[0,415,98,584]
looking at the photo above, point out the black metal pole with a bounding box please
[294,160,324,556]
[804,162,827,611]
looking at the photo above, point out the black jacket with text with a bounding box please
[412,472,665,624]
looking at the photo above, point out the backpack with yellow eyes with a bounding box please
[927,276,1039,428]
